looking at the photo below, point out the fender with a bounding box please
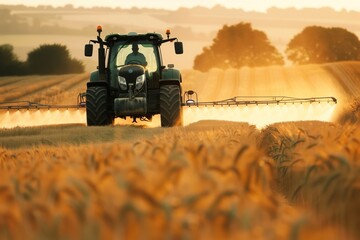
[160,68,182,86]
[87,70,108,88]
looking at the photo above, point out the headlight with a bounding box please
[118,76,127,90]
[135,74,145,90]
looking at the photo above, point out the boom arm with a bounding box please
[182,91,337,107]
[0,93,86,110]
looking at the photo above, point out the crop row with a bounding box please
[0,73,88,103]
[259,121,360,238]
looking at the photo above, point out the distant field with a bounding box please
[2,61,359,104]
[0,61,359,127]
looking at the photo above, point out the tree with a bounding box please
[286,26,360,64]
[0,44,27,76]
[193,22,284,71]
[27,44,84,75]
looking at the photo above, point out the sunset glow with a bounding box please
[0,0,359,11]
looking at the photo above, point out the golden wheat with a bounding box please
[0,121,355,239]
[260,121,360,238]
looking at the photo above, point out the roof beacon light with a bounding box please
[166,29,170,39]
[97,25,102,36]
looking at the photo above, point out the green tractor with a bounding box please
[84,26,184,127]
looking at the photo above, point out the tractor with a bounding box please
[84,26,184,127]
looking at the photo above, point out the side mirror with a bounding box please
[174,41,183,54]
[84,44,93,57]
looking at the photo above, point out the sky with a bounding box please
[0,0,360,12]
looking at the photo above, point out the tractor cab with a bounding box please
[107,36,163,91]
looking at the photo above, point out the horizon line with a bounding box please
[0,3,358,13]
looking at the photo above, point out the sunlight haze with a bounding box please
[0,0,359,11]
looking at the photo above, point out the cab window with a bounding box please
[115,43,158,72]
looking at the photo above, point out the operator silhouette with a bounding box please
[125,43,147,67]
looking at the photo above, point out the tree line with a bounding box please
[1,23,360,75]
[0,44,84,76]
[194,23,360,71]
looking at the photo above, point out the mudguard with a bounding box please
[87,70,108,88]
[89,70,101,82]
[160,68,182,86]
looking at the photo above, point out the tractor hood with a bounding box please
[119,65,144,79]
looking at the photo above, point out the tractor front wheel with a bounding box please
[86,86,114,126]
[160,85,183,127]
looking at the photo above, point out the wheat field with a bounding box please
[0,62,360,239]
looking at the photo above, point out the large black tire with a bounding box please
[86,86,114,126]
[160,85,183,127]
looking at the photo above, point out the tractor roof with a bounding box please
[105,32,163,43]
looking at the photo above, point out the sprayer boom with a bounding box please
[182,90,337,107]
[1,90,337,110]
[0,93,86,110]
[0,102,85,110]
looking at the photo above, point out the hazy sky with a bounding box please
[1,0,360,12]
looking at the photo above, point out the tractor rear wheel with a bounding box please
[86,86,114,126]
[160,85,183,127]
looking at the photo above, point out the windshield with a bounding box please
[113,42,158,73]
